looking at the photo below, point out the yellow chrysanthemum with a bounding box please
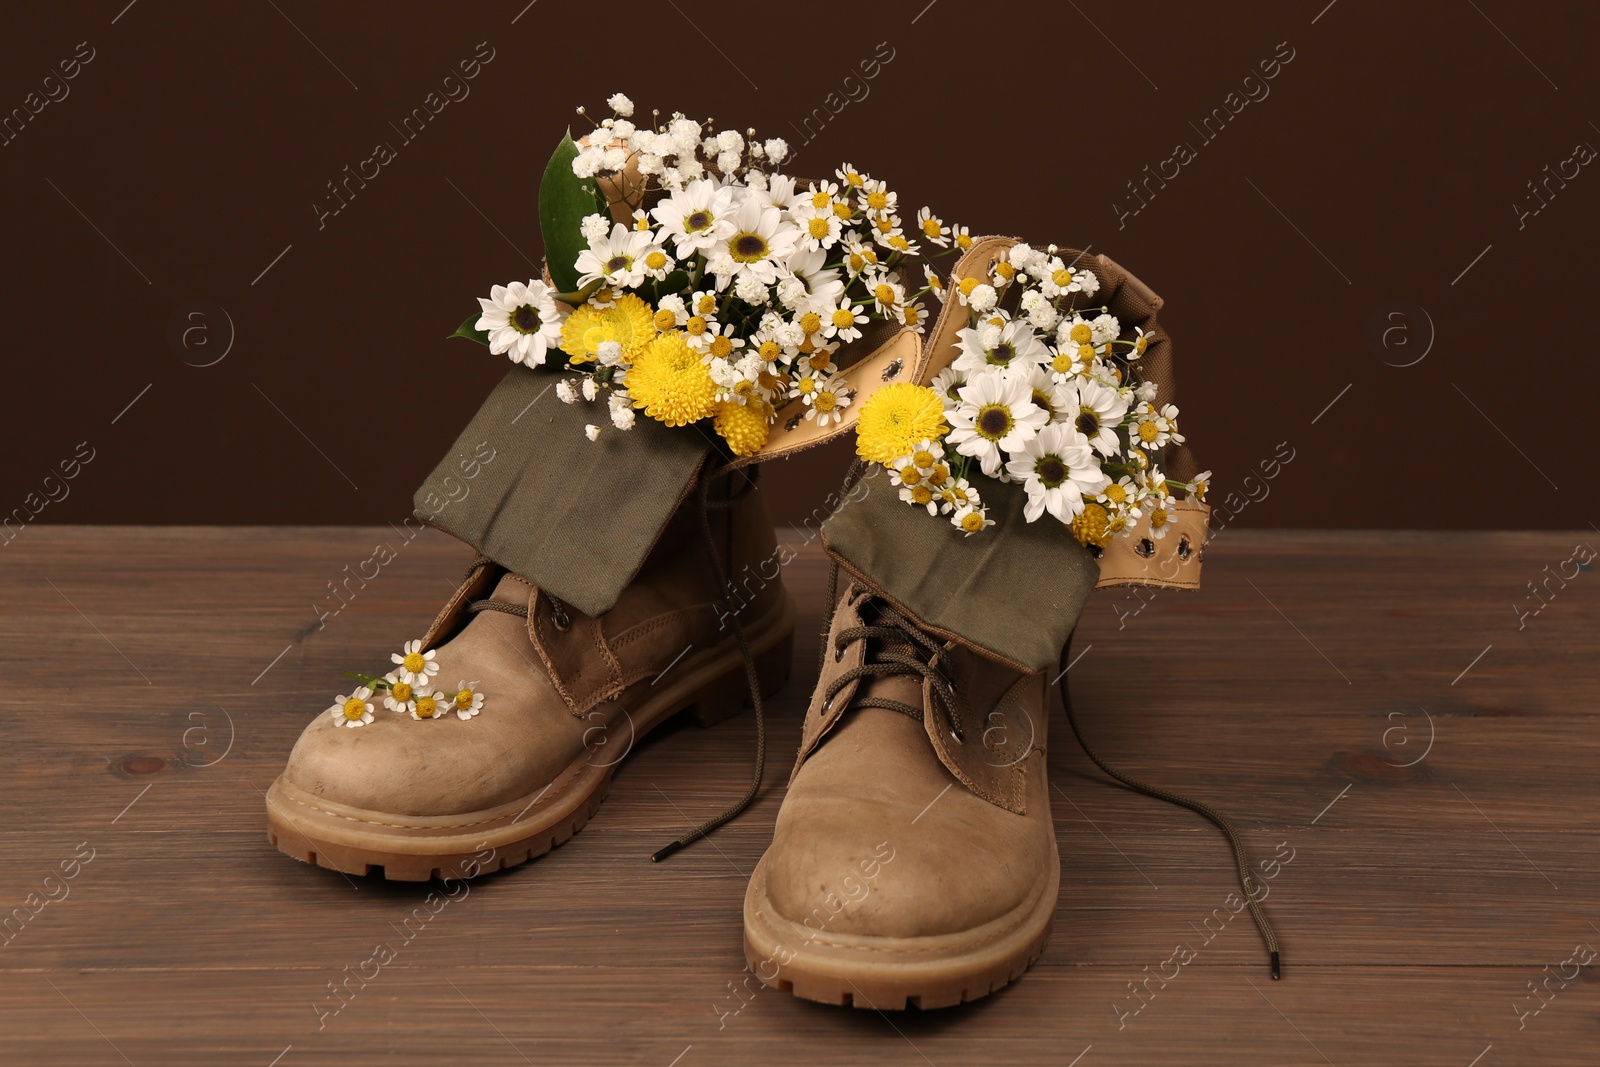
[1071,501,1112,549]
[559,293,656,364]
[854,383,949,465]
[628,331,717,427]
[714,400,771,457]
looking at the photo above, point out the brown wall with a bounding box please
[4,1,1595,531]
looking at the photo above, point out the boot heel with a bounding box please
[687,628,794,727]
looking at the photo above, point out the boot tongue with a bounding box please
[851,600,930,710]
[486,573,535,607]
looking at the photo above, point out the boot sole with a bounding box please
[741,836,1059,1010]
[265,593,796,881]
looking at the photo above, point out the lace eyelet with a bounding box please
[549,598,571,632]
[833,642,846,663]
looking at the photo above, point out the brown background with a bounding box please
[3,0,1595,530]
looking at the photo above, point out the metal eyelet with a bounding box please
[785,414,803,430]
[833,641,846,663]
[1176,535,1192,561]
[881,358,903,381]
[1136,537,1155,558]
[549,597,571,632]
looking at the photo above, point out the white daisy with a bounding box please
[328,687,375,728]
[650,178,737,257]
[1061,378,1130,457]
[712,196,800,290]
[381,673,417,714]
[794,207,844,252]
[390,639,439,687]
[953,319,1050,374]
[947,369,1049,477]
[1005,422,1108,523]
[931,364,966,405]
[475,279,565,367]
[451,681,486,720]
[802,376,851,426]
[574,223,661,290]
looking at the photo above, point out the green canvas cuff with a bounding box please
[820,467,1099,673]
[413,366,710,618]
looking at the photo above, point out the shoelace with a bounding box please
[818,599,963,740]
[1057,635,1282,979]
[650,463,769,861]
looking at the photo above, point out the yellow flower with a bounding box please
[714,400,771,456]
[854,383,949,465]
[559,293,656,364]
[1070,501,1112,549]
[628,331,718,427]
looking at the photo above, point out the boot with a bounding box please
[265,372,795,880]
[743,237,1267,1009]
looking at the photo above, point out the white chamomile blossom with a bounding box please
[451,682,485,720]
[713,196,800,289]
[915,206,949,247]
[836,162,868,189]
[1130,401,1182,450]
[328,687,375,728]
[475,279,564,367]
[1061,377,1131,457]
[381,673,417,714]
[803,376,852,426]
[924,265,947,303]
[390,639,439,687]
[1189,469,1213,502]
[1126,326,1152,360]
[574,223,662,290]
[948,223,973,251]
[795,207,844,252]
[649,178,737,257]
[823,295,868,343]
[947,369,1049,477]
[1005,422,1108,523]
[953,319,1049,374]
[1097,475,1145,520]
[899,480,940,515]
[868,278,906,316]
[951,502,994,536]
[410,691,446,721]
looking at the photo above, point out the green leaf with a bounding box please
[449,313,491,346]
[540,128,606,293]
[552,279,604,306]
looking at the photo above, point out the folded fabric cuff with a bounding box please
[413,366,710,618]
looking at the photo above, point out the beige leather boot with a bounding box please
[266,469,794,881]
[742,579,1057,1009]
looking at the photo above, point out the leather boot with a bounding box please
[742,579,1057,1009]
[266,468,794,881]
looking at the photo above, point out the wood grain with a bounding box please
[1,526,1595,1065]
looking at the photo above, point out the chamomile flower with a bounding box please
[1189,469,1213,502]
[701,322,747,361]
[923,265,947,303]
[1126,326,1152,359]
[914,206,950,247]
[452,682,485,720]
[795,207,844,252]
[869,279,906,316]
[860,180,898,218]
[328,687,375,728]
[411,691,445,721]
[475,280,565,367]
[947,369,1048,477]
[899,481,939,515]
[390,639,439,687]
[1147,503,1174,540]
[1005,422,1108,523]
[574,223,662,290]
[803,376,851,426]
[948,223,973,251]
[836,163,868,189]
[650,178,737,256]
[381,673,417,714]
[951,502,994,536]
[824,296,868,343]
[1130,401,1176,450]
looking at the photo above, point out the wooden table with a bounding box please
[1,527,1595,1065]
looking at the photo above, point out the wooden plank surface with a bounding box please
[1,526,1596,1065]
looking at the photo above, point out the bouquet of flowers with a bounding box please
[850,243,1209,542]
[454,92,964,458]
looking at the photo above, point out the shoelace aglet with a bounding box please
[651,840,686,863]
[1270,951,1281,980]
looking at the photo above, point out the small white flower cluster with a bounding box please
[326,639,485,728]
[904,244,1208,542]
[885,439,993,536]
[472,95,969,455]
